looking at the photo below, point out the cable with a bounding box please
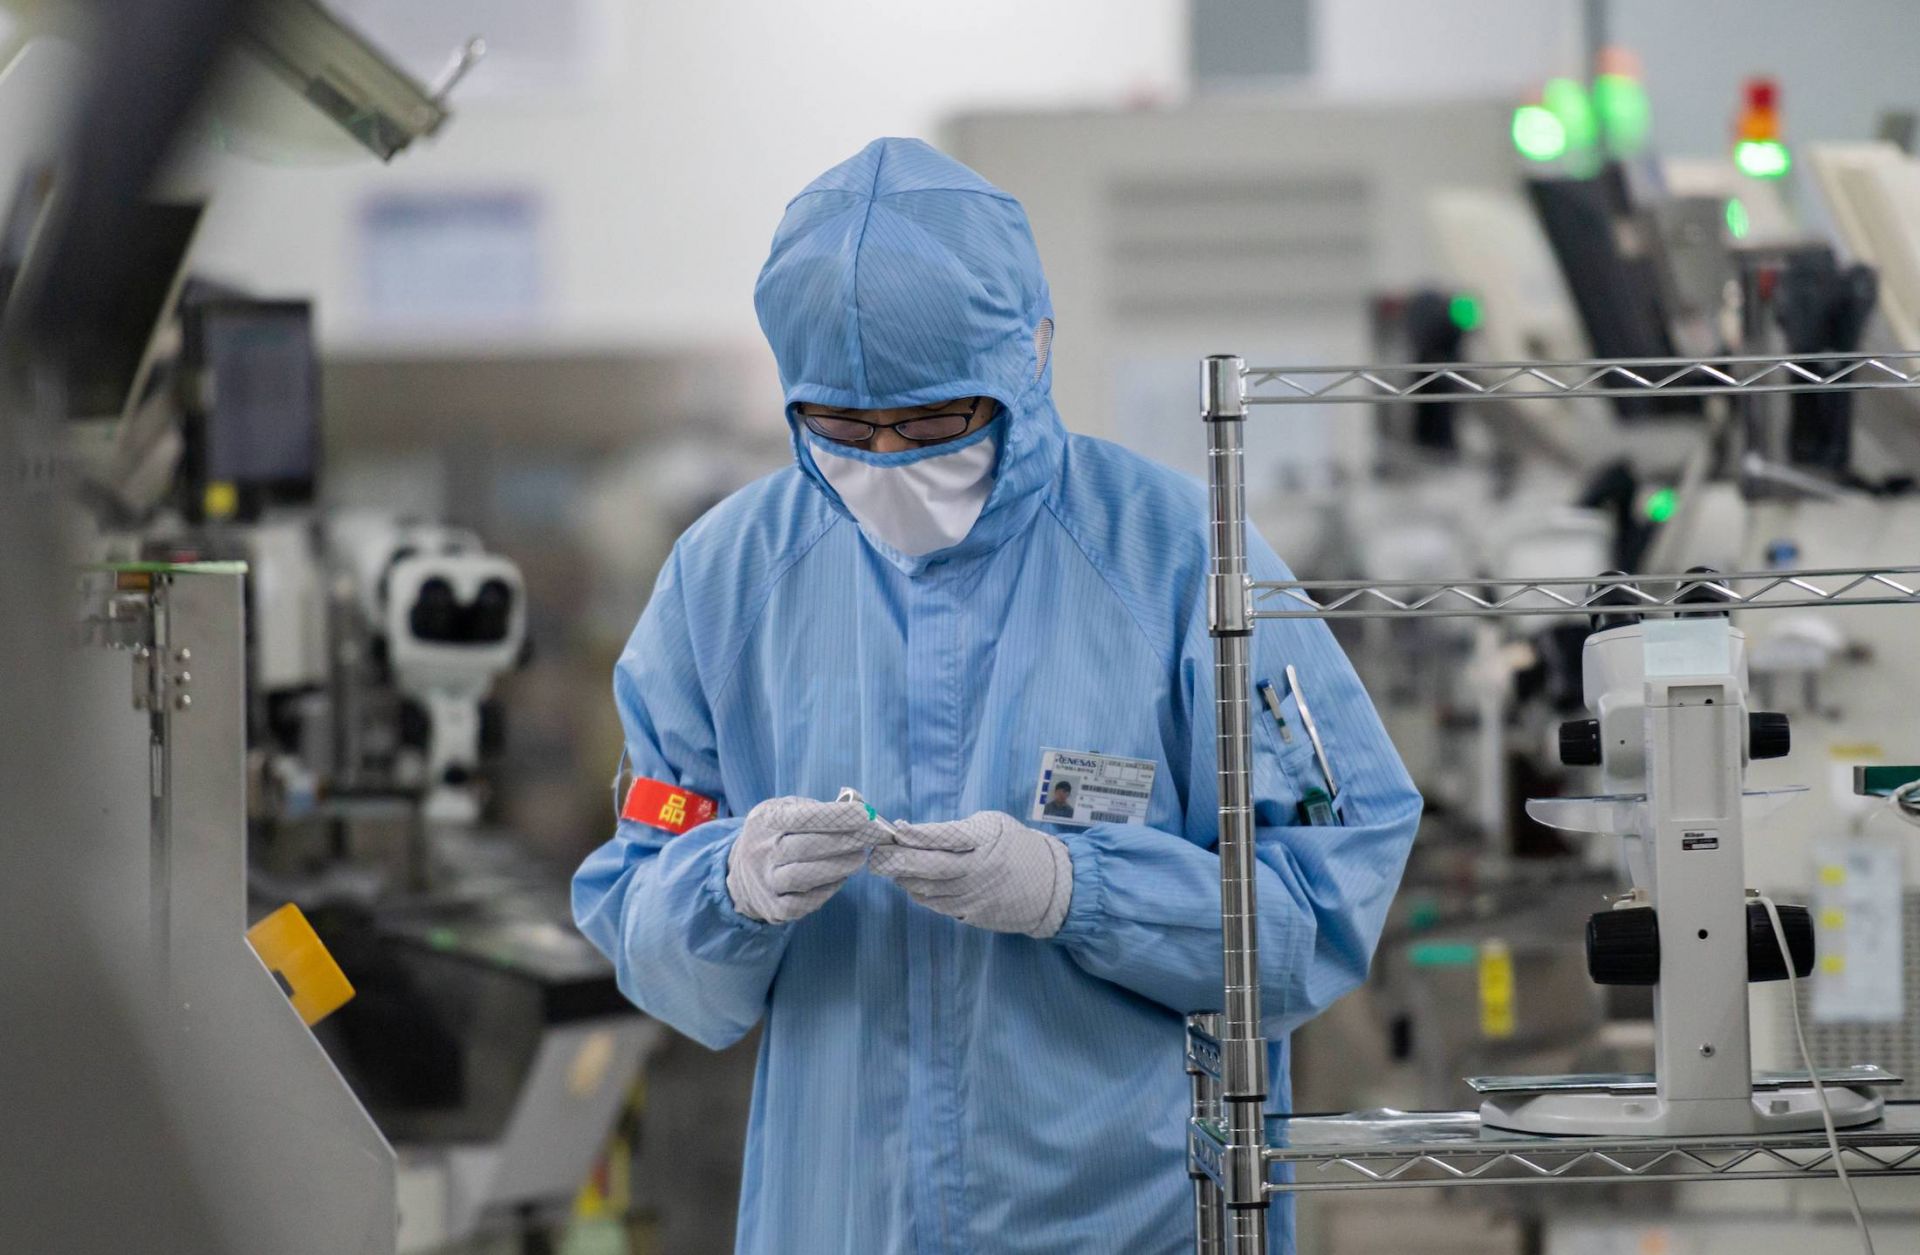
[1754,893,1875,1255]
[1877,778,1920,832]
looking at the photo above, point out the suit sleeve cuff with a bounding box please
[1050,828,1106,946]
[692,824,788,947]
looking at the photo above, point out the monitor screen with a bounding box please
[1527,169,1692,420]
[198,301,319,492]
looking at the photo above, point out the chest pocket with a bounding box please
[1251,677,1324,806]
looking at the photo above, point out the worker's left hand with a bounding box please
[871,811,1072,938]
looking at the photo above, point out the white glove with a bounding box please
[725,797,893,925]
[870,810,1073,938]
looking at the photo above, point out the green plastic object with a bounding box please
[1853,765,1920,797]
[1409,942,1478,968]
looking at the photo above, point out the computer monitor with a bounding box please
[1527,168,1692,420]
[181,298,320,519]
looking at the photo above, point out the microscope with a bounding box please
[324,515,527,825]
[1476,576,1893,1136]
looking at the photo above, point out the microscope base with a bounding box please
[1481,1085,1885,1136]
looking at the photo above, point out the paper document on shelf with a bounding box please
[1811,835,1904,1023]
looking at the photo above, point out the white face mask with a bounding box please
[810,428,997,557]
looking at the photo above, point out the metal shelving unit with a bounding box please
[1188,351,1920,1254]
[1251,567,1920,621]
[1260,1103,1920,1194]
[1241,350,1920,406]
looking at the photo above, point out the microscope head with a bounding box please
[1557,572,1786,794]
[383,550,525,701]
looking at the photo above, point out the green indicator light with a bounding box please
[1725,196,1750,240]
[1646,487,1678,523]
[427,927,460,951]
[1512,104,1568,162]
[1592,73,1652,155]
[1543,77,1598,153]
[1734,139,1791,179]
[1447,293,1483,332]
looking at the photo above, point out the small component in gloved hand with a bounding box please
[836,787,897,835]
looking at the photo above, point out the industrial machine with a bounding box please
[74,562,398,1255]
[5,163,647,1251]
[1477,595,1893,1136]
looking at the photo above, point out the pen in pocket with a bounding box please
[1256,679,1293,743]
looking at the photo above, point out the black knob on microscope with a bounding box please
[1588,906,1660,985]
[1749,711,1791,760]
[1748,902,1815,982]
[1559,719,1603,766]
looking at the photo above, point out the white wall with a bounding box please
[1613,0,1920,158]
[175,0,1920,354]
[187,0,1186,351]
[1315,0,1582,101]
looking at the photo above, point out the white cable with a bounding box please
[1877,778,1920,831]
[1755,893,1875,1255]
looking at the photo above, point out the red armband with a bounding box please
[621,777,719,835]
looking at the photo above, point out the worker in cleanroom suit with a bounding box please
[573,137,1422,1254]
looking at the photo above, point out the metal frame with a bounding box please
[108,567,399,1253]
[1190,352,1920,1251]
[1260,1104,1920,1193]
[1252,567,1920,621]
[1241,350,1920,405]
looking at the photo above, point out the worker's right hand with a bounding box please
[725,797,894,924]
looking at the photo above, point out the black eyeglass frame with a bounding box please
[799,396,992,446]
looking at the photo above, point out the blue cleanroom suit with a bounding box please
[573,137,1422,1254]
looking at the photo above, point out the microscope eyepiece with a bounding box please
[1587,570,1644,634]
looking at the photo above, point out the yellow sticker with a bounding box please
[1827,743,1883,760]
[1822,955,1847,975]
[1820,909,1847,930]
[1819,865,1847,886]
[1479,941,1515,1039]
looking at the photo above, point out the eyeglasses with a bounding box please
[800,397,987,445]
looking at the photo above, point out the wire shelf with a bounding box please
[1250,566,1920,621]
[1257,1105,1920,1195]
[1241,351,1920,406]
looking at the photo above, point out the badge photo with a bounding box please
[1031,748,1157,828]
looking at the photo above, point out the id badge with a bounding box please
[1031,748,1157,827]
